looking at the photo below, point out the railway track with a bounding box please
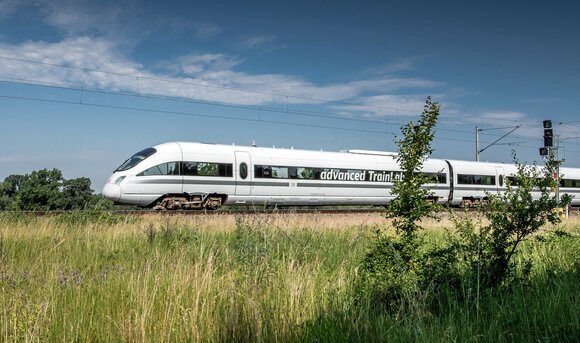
[3,206,578,217]
[0,207,388,216]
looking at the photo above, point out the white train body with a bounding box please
[102,142,580,209]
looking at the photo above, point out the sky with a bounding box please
[1,0,579,190]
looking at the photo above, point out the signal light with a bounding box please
[539,147,549,156]
[544,128,553,147]
[543,119,553,147]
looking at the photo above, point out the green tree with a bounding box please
[0,174,24,210]
[1,169,111,211]
[387,96,441,241]
[458,154,571,288]
[356,97,442,310]
[14,169,64,210]
[53,177,95,210]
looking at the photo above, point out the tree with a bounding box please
[53,177,95,210]
[356,97,442,310]
[0,174,24,210]
[462,154,571,288]
[386,96,441,241]
[14,169,63,210]
[1,169,111,211]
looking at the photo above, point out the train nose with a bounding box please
[102,183,121,202]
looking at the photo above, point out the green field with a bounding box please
[1,212,578,342]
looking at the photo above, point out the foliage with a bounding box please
[356,97,442,310]
[451,154,571,289]
[0,168,113,211]
[386,96,441,241]
[13,169,64,211]
[356,97,570,316]
[0,174,24,210]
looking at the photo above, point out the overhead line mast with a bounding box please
[475,125,521,161]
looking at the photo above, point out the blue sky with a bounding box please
[1,0,579,189]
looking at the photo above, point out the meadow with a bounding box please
[0,211,578,342]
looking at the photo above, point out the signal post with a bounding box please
[540,120,566,218]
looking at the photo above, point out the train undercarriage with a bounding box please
[152,193,226,211]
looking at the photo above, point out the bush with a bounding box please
[355,97,569,315]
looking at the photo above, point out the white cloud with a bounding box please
[473,111,527,123]
[0,36,443,114]
[359,54,438,77]
[168,53,243,76]
[330,95,428,117]
[241,35,278,51]
[37,0,123,35]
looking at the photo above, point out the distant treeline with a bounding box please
[0,168,113,211]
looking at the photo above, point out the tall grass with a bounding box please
[0,212,578,342]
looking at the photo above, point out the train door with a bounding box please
[495,167,505,192]
[235,151,252,196]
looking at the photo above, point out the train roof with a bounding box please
[151,141,578,169]
[150,142,445,167]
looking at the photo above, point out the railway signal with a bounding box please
[540,119,567,216]
[543,120,553,147]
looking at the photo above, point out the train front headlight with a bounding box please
[114,176,126,185]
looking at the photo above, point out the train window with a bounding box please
[499,175,504,187]
[240,163,248,179]
[197,163,219,176]
[288,167,298,179]
[255,165,272,178]
[138,162,180,176]
[271,167,289,179]
[115,148,157,172]
[457,174,473,184]
[298,167,315,179]
[183,162,199,176]
[140,164,165,176]
[481,175,495,185]
[560,179,580,188]
[218,164,233,177]
[506,176,519,186]
[423,172,447,184]
[458,174,495,185]
[183,162,233,177]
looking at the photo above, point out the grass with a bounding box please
[0,212,578,342]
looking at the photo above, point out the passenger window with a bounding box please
[240,162,248,179]
[499,175,504,187]
[197,162,219,176]
[138,162,178,176]
[167,162,180,175]
[298,167,315,179]
[271,166,288,179]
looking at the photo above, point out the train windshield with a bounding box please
[115,148,157,172]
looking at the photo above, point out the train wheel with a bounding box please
[204,196,223,210]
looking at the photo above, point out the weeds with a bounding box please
[143,220,199,249]
[54,210,127,227]
[0,213,578,342]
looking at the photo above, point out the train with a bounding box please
[101,141,580,210]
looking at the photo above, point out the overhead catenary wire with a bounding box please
[2,55,579,153]
[0,55,423,113]
[0,55,564,130]
[0,55,552,133]
[4,92,580,154]
[0,94,392,135]
[0,76,542,140]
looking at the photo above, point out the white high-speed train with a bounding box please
[102,142,580,209]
